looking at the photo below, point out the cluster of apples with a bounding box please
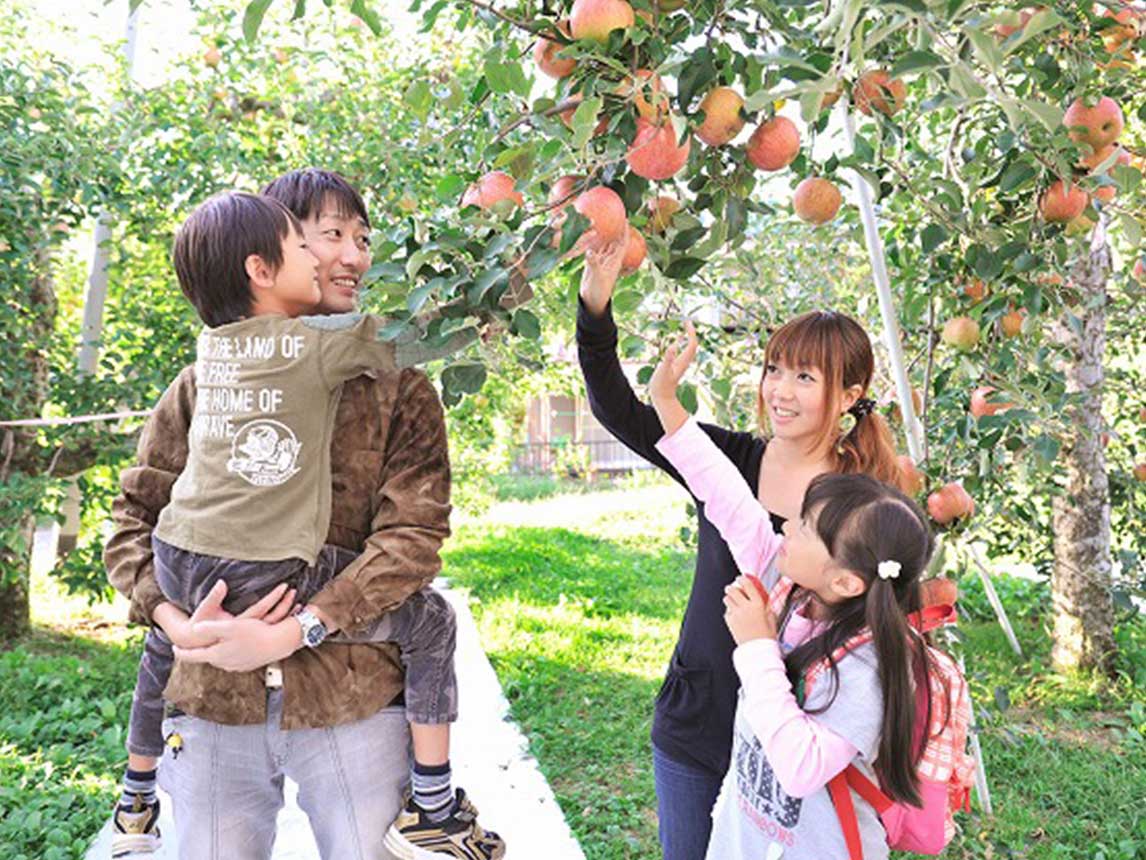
[531,1,917,227]
[1039,94,1136,224]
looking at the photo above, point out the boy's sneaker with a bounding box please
[110,793,161,858]
[383,787,506,860]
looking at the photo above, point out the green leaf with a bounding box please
[677,46,718,109]
[511,309,541,339]
[637,365,654,385]
[664,257,707,280]
[473,267,508,300]
[679,382,698,414]
[291,0,306,20]
[436,174,466,202]
[966,30,1003,75]
[999,162,1037,193]
[349,0,382,34]
[403,79,433,121]
[242,0,275,42]
[406,280,438,314]
[1004,8,1062,53]
[889,50,944,77]
[1018,99,1062,132]
[571,96,603,149]
[441,362,487,396]
[921,223,948,253]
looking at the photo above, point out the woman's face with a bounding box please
[297,197,372,314]
[760,358,832,445]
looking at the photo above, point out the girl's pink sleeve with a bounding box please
[654,416,782,575]
[732,638,858,798]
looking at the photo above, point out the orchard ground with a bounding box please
[3,473,1145,860]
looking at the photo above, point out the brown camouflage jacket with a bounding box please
[104,364,451,728]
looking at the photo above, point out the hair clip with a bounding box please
[877,560,902,580]
[849,397,876,418]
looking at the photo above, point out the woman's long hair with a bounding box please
[757,310,905,491]
[781,473,939,806]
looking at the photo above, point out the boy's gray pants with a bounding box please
[127,536,457,757]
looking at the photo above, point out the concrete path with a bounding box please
[78,561,585,859]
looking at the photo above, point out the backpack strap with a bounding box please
[828,771,865,860]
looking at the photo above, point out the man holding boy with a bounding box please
[105,170,487,859]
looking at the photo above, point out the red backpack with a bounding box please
[764,577,976,858]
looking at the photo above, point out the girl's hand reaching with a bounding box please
[723,574,779,644]
[649,320,698,436]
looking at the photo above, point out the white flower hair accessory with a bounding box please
[877,560,902,581]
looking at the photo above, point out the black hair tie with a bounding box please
[849,397,876,418]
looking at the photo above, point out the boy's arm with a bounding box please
[306,369,451,636]
[104,366,196,627]
[654,417,782,576]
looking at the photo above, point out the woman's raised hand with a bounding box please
[579,234,628,316]
[648,320,698,436]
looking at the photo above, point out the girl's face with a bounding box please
[777,509,864,605]
[760,359,831,446]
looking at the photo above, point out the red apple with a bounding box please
[853,69,906,117]
[620,225,647,275]
[927,482,975,525]
[897,454,924,495]
[1135,257,1146,283]
[626,117,691,180]
[962,278,988,302]
[942,316,980,352]
[616,69,668,122]
[204,47,222,68]
[1134,463,1146,482]
[534,20,576,79]
[574,185,628,249]
[1001,308,1026,337]
[569,0,635,42]
[696,87,746,147]
[648,195,681,233]
[792,177,842,224]
[1038,179,1089,223]
[970,386,1014,418]
[746,116,800,171]
[1064,96,1124,151]
[995,6,1040,37]
[920,576,958,608]
[461,171,524,211]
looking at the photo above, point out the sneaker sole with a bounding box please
[111,833,161,858]
[384,825,491,860]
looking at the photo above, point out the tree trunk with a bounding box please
[0,517,33,642]
[0,247,56,639]
[1050,226,1115,674]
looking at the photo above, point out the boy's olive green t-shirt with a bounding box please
[155,313,403,564]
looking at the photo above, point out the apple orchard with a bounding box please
[313,0,1141,673]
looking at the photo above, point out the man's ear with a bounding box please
[829,568,867,600]
[245,253,274,290]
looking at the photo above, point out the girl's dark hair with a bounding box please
[757,310,906,491]
[261,168,370,228]
[782,472,939,806]
[172,192,302,327]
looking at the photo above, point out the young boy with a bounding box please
[110,191,504,860]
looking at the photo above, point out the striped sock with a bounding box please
[411,761,454,823]
[120,767,157,809]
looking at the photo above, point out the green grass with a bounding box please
[442,480,1146,860]
[3,482,1145,859]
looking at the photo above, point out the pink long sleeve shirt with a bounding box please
[655,416,861,798]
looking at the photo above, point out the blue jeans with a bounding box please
[653,744,723,860]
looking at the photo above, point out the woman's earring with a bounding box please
[837,412,856,454]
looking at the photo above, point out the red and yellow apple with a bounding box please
[792,177,842,224]
[534,20,576,79]
[461,171,524,210]
[927,482,975,525]
[942,316,981,351]
[853,70,906,117]
[626,117,691,180]
[746,116,800,171]
[569,0,635,42]
[1038,179,1089,223]
[574,185,628,249]
[696,87,746,147]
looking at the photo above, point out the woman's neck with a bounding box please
[764,433,835,474]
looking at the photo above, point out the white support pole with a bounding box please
[968,543,1024,657]
[839,100,994,811]
[58,6,139,558]
[840,108,925,462]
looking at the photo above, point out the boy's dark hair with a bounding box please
[261,168,370,228]
[173,192,302,328]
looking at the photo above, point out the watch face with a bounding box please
[305,625,326,647]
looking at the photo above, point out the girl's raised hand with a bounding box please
[723,574,779,644]
[649,320,698,403]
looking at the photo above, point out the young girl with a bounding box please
[578,241,907,859]
[648,322,940,860]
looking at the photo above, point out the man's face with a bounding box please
[298,198,371,314]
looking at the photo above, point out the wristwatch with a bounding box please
[294,608,328,648]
